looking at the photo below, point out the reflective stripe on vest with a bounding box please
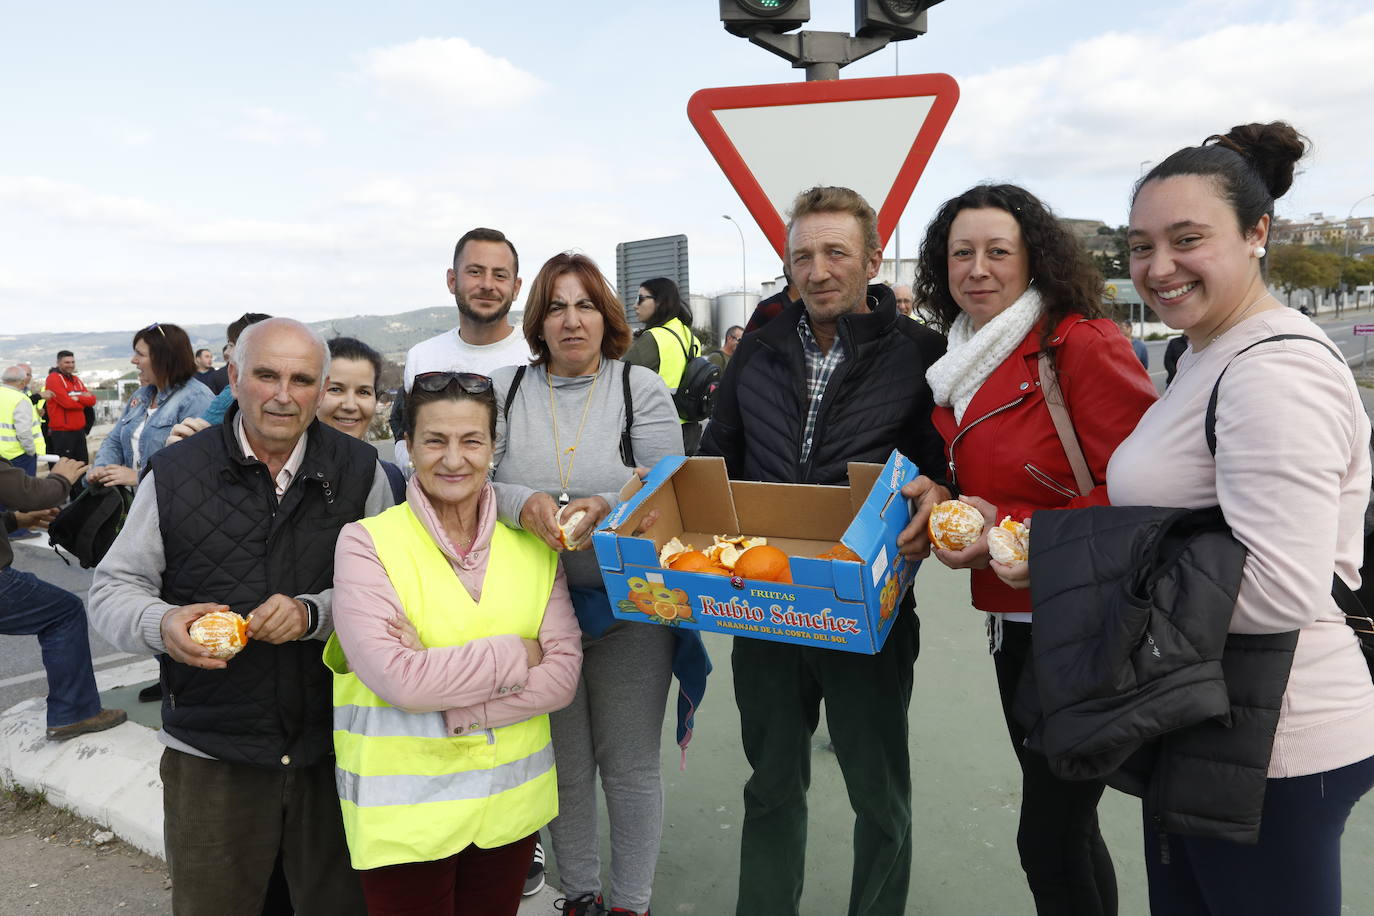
[0,386,42,460]
[336,742,555,807]
[323,503,559,870]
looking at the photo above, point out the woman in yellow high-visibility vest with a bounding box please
[624,276,702,453]
[328,373,583,916]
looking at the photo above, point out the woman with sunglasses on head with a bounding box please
[327,370,582,916]
[996,123,1374,915]
[897,184,1157,916]
[491,252,699,916]
[88,323,214,488]
[624,276,703,454]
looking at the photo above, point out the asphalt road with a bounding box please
[1140,303,1374,391]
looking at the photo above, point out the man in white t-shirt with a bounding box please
[392,227,531,467]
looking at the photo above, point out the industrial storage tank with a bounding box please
[711,291,760,337]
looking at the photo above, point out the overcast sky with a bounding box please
[2,1,1371,335]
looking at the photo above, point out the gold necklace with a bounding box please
[548,362,601,507]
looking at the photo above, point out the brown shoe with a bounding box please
[46,708,128,741]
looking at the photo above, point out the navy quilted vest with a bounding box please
[151,406,377,768]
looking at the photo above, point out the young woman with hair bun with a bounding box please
[1003,122,1374,914]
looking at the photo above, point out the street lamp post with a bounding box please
[1344,192,1374,260]
[1341,193,1374,316]
[723,214,747,305]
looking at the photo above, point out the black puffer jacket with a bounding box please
[151,406,378,768]
[699,285,947,486]
[1023,504,1298,844]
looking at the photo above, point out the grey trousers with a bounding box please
[547,620,674,912]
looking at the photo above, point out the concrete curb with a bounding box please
[0,659,164,858]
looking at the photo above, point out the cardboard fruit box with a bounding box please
[593,450,922,654]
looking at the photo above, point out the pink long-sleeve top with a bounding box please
[332,477,582,736]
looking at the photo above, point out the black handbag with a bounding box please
[47,481,133,569]
[1206,332,1374,680]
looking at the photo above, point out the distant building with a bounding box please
[1272,214,1374,249]
[615,234,690,328]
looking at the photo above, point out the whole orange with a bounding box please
[734,545,792,583]
[669,550,714,572]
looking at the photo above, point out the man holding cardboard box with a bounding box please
[699,186,948,916]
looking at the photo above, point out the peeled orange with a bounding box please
[189,609,248,659]
[734,545,792,583]
[928,499,984,551]
[987,517,1030,565]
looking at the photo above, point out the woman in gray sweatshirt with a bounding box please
[492,252,684,916]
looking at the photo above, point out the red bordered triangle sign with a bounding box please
[688,73,959,259]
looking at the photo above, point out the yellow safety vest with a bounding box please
[0,385,43,461]
[647,317,696,425]
[323,503,559,870]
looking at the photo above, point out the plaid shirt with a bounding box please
[797,314,846,465]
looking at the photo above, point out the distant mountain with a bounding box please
[0,306,468,383]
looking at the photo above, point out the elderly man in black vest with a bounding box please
[90,317,391,915]
[699,186,948,916]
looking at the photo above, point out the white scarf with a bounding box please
[926,287,1043,424]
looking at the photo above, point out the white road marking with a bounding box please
[0,652,136,690]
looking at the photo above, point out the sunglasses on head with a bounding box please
[141,322,168,338]
[412,371,493,395]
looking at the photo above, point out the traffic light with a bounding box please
[720,0,810,38]
[855,0,943,40]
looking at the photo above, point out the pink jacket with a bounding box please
[331,478,582,736]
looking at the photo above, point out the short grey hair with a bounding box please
[232,317,331,381]
[2,366,25,384]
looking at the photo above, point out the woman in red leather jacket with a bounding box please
[902,184,1157,915]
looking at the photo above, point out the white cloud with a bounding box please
[360,37,543,114]
[226,106,325,146]
[941,10,1374,200]
[91,117,154,147]
[0,176,168,229]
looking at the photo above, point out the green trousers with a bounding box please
[732,605,920,916]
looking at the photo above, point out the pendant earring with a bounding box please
[1253,246,1266,259]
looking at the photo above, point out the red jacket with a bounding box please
[44,371,95,432]
[931,315,1157,612]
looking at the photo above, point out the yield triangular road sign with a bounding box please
[688,74,959,259]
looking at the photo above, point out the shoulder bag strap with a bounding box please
[1205,334,1340,456]
[502,365,526,422]
[660,320,696,364]
[619,361,636,468]
[1203,333,1373,658]
[1036,352,1093,497]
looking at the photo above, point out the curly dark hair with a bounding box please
[914,184,1104,365]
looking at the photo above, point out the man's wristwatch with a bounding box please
[298,597,320,637]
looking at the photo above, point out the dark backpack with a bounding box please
[48,481,133,569]
[657,325,720,423]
